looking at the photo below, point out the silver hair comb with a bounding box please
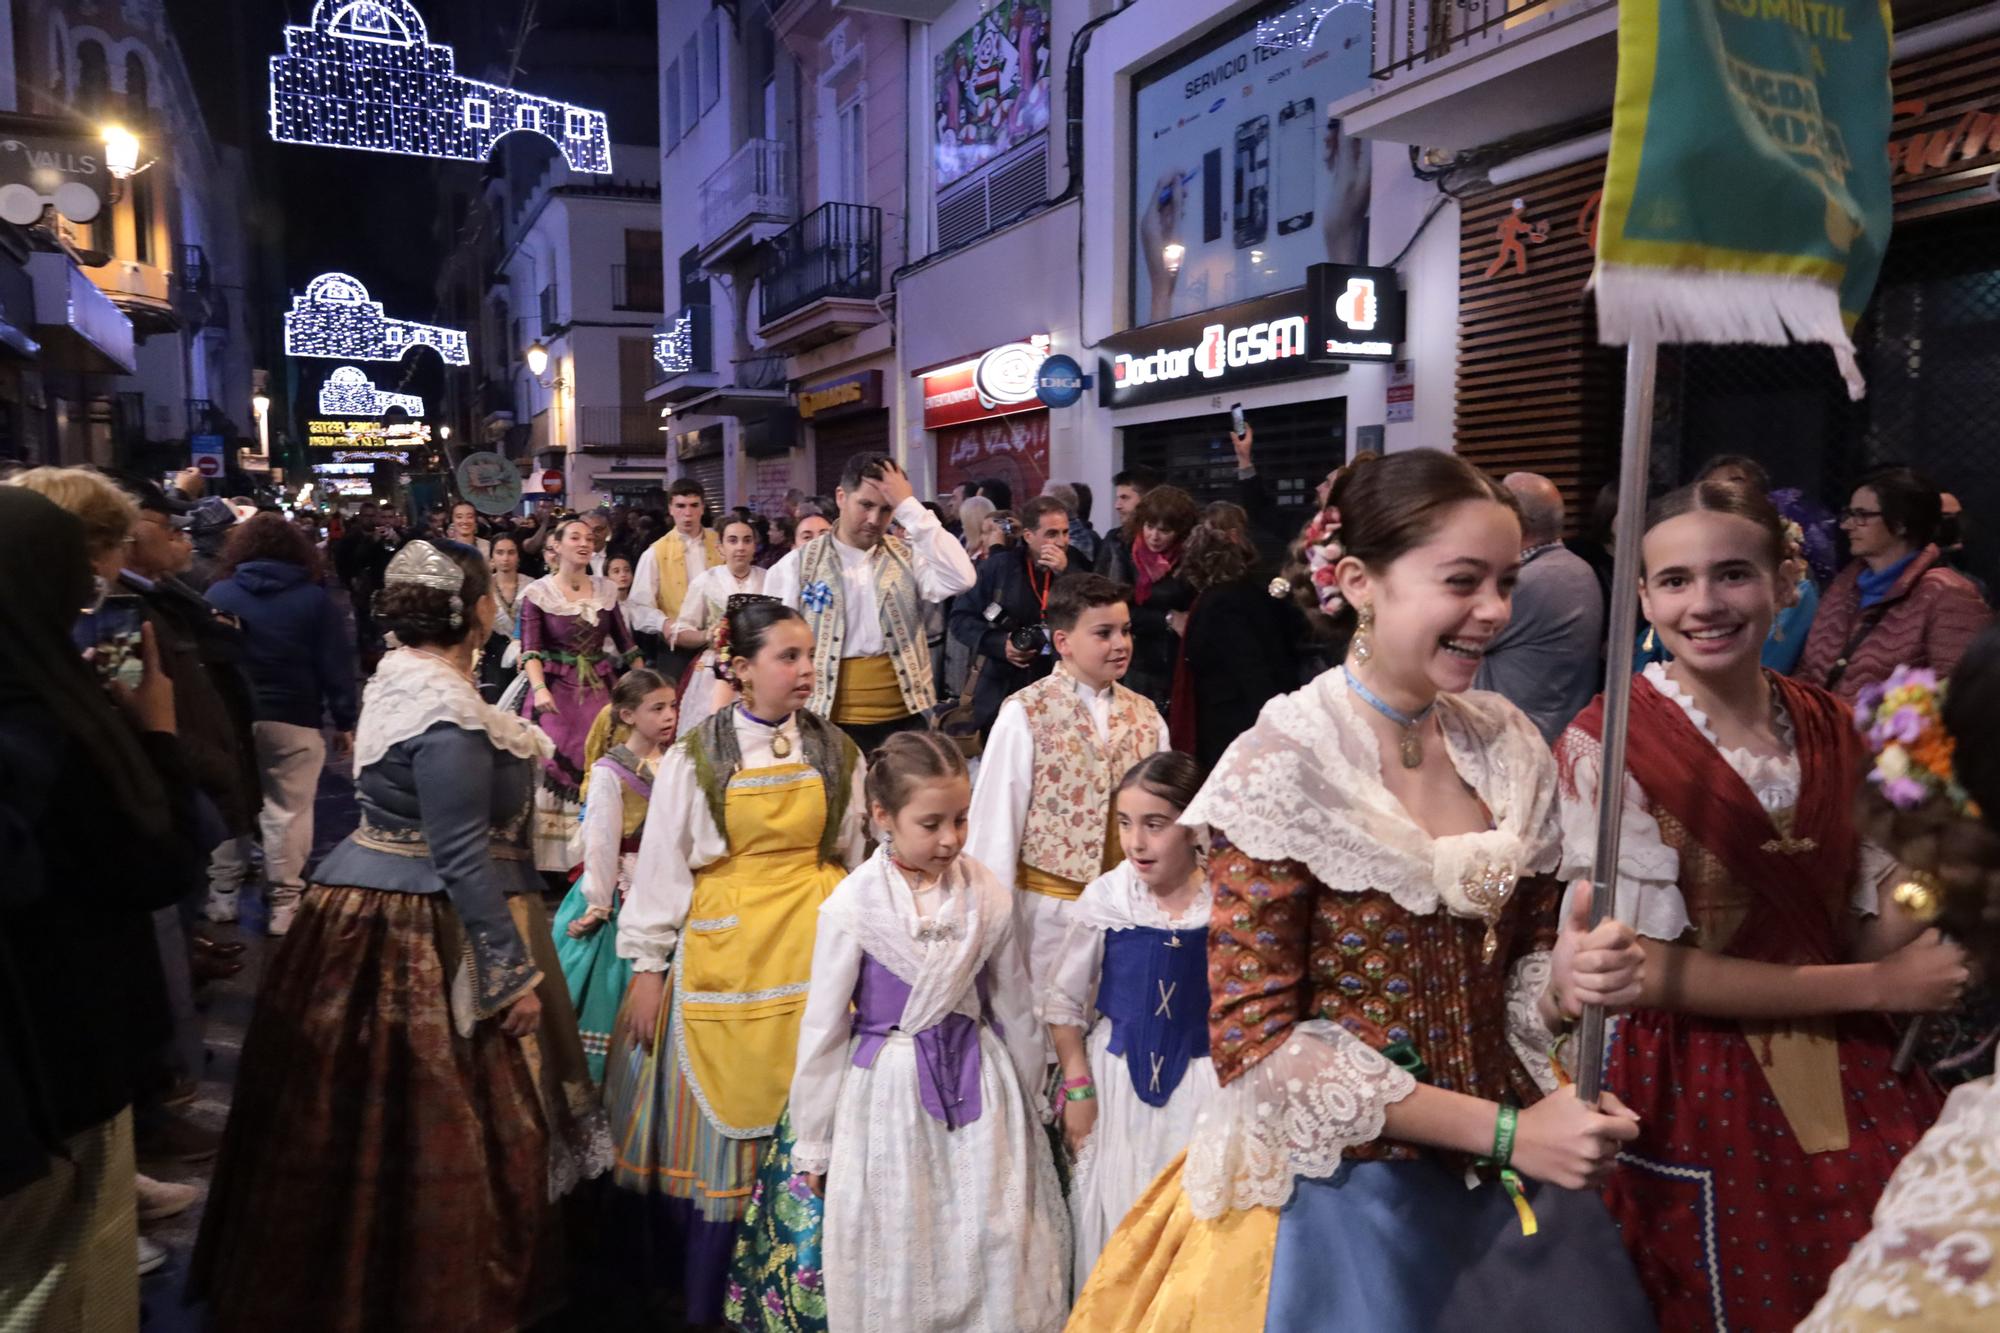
[383,540,466,628]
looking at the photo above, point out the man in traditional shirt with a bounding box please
[630,478,721,668]
[766,452,976,751]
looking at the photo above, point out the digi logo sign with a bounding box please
[1334,278,1377,332]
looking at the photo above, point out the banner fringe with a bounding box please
[1593,265,1866,399]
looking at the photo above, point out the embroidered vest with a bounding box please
[1098,925,1211,1108]
[1018,670,1160,884]
[794,532,935,719]
[594,746,654,843]
[648,529,723,619]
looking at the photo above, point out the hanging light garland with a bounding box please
[654,310,696,376]
[317,364,426,416]
[285,272,469,365]
[269,1,612,173]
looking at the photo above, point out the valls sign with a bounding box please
[1098,288,1327,408]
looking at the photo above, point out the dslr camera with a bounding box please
[1009,622,1048,655]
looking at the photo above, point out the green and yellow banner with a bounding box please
[1594,0,1895,396]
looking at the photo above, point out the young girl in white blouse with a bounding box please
[785,731,1069,1332]
[1044,750,1219,1290]
[669,514,766,731]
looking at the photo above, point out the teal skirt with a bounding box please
[724,1108,828,1333]
[551,878,631,1085]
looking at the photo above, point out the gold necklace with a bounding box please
[737,704,794,758]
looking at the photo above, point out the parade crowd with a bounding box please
[4,436,2000,1333]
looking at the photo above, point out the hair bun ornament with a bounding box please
[1301,506,1346,615]
[384,539,466,628]
[1856,666,1980,818]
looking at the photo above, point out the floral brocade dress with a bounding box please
[517,575,639,871]
[1069,671,1651,1333]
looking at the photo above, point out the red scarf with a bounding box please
[1132,534,1179,604]
[1564,671,1862,966]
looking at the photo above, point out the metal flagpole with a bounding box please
[1574,339,1658,1105]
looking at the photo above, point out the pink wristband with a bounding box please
[1062,1075,1094,1092]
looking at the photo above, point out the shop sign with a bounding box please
[920,335,1050,428]
[797,370,883,420]
[308,418,432,448]
[1098,289,1325,408]
[0,120,112,225]
[1306,263,1405,363]
[1034,354,1088,408]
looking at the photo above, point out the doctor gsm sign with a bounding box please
[1099,263,1402,407]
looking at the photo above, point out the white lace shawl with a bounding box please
[1042,861,1211,1031]
[1174,674,1570,1218]
[520,573,621,626]
[354,648,554,771]
[1184,669,1564,917]
[818,850,1008,1034]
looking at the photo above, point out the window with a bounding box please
[124,52,148,109]
[665,60,682,145]
[837,97,865,204]
[131,169,155,266]
[701,12,721,111]
[566,109,589,140]
[464,97,491,128]
[679,245,706,308]
[516,104,541,132]
[76,40,109,112]
[681,35,699,134]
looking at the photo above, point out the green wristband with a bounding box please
[1489,1104,1518,1169]
[1063,1083,1096,1103]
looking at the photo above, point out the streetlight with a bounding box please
[439,424,452,442]
[103,125,140,179]
[251,391,271,458]
[525,340,549,377]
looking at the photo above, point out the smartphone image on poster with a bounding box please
[1202,148,1223,243]
[1276,97,1316,236]
[72,593,146,690]
[1234,115,1269,250]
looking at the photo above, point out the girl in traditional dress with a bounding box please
[1044,750,1219,1288]
[773,731,1069,1332]
[477,531,525,704]
[553,668,677,1083]
[520,516,641,872]
[192,539,608,1333]
[1554,480,1958,1331]
[1072,448,1652,1333]
[606,595,865,1327]
[1805,634,1997,1331]
[671,514,766,732]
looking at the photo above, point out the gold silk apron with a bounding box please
[674,763,846,1137]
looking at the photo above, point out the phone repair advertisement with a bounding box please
[1131,0,1371,326]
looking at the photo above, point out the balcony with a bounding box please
[612,263,664,312]
[90,257,182,335]
[576,405,664,453]
[649,303,718,403]
[698,138,794,264]
[1337,0,1618,151]
[28,250,136,375]
[179,244,211,294]
[756,202,883,354]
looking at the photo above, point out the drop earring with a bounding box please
[1352,604,1375,666]
[1642,624,1656,653]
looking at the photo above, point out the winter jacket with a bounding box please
[948,543,1078,735]
[206,560,360,732]
[1797,544,1991,702]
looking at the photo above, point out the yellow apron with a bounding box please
[831,654,907,726]
[676,763,845,1136]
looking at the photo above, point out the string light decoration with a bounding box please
[269,1,612,173]
[285,272,469,365]
[654,310,695,376]
[1254,1,1368,51]
[318,364,425,416]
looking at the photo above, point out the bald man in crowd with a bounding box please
[1475,472,1606,741]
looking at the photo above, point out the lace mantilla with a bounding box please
[354,648,555,770]
[1504,950,1563,1095]
[1067,860,1213,934]
[1185,671,1562,921]
[521,573,621,625]
[1180,1018,1416,1218]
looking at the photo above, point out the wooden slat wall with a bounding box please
[1889,33,2000,222]
[1455,156,1621,531]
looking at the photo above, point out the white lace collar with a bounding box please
[1184,669,1561,921]
[354,648,555,771]
[1644,663,1799,811]
[521,572,620,625]
[821,850,1009,1033]
[1071,860,1212,933]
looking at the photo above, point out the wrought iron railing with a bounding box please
[734,353,789,392]
[576,405,662,450]
[698,138,793,250]
[759,202,882,326]
[1371,0,1612,80]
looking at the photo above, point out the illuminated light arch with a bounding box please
[268,0,612,173]
[318,364,426,416]
[285,272,469,365]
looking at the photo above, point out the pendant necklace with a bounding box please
[1343,666,1439,769]
[737,704,794,758]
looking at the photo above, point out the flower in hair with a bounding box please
[1301,506,1346,615]
[1855,667,1979,817]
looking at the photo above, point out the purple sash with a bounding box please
[850,953,985,1130]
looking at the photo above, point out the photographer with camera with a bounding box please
[949,496,1077,737]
